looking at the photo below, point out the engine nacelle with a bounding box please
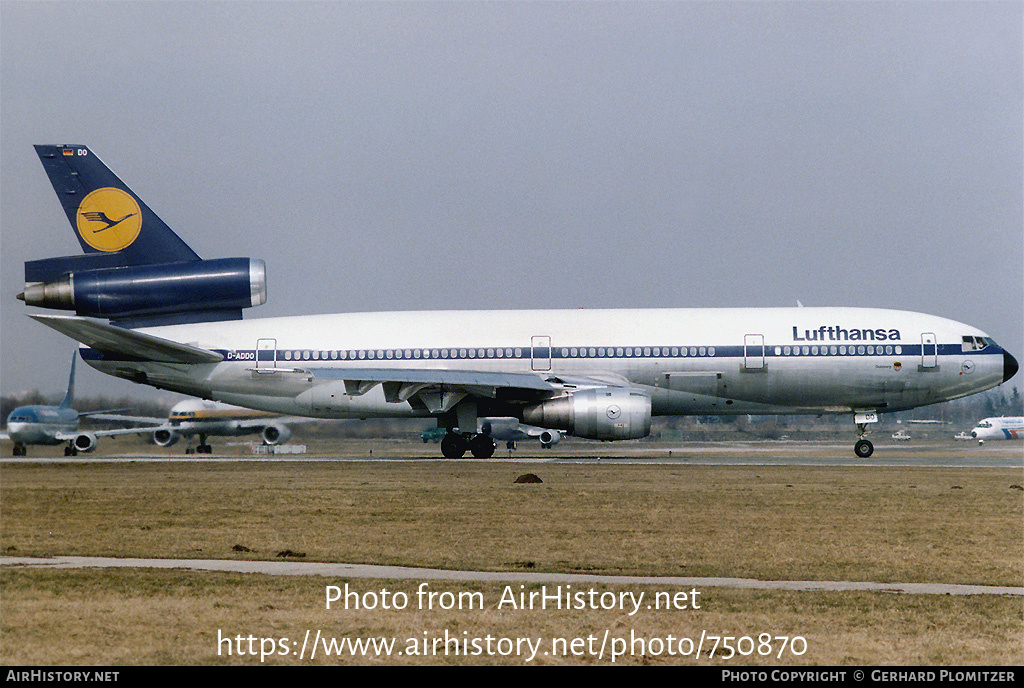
[153,429,180,447]
[261,423,291,445]
[20,258,266,323]
[538,430,561,447]
[523,388,651,440]
[73,432,98,452]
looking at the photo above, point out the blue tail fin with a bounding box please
[23,145,266,327]
[58,352,76,409]
[33,145,200,267]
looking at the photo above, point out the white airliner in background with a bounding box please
[105,399,302,454]
[970,417,1024,443]
[19,145,1022,460]
[480,418,564,449]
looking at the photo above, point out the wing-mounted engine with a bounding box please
[538,429,561,447]
[21,257,266,326]
[522,387,651,440]
[153,429,180,447]
[260,423,291,445]
[72,432,98,452]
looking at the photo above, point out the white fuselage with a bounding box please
[167,399,277,436]
[78,306,1010,424]
[971,417,1024,441]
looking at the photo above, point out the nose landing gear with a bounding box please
[853,411,877,458]
[854,438,874,458]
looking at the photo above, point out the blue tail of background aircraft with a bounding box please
[58,352,76,409]
[22,145,266,327]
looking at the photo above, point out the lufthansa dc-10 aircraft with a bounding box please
[19,145,1020,459]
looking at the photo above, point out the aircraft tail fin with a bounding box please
[33,145,200,268]
[58,352,76,409]
[24,145,265,327]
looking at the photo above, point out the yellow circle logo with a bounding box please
[76,187,142,252]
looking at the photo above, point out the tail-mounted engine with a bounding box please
[20,257,266,326]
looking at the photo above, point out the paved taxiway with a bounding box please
[3,556,1021,597]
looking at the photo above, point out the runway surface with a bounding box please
[3,438,1021,467]
[3,555,1021,597]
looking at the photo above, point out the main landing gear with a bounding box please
[185,434,213,454]
[440,431,496,459]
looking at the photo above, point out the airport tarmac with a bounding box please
[2,441,1021,467]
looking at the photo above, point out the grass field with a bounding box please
[1,440,1021,665]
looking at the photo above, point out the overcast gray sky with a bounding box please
[1,1,1021,403]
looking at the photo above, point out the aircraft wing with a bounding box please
[0,432,9,441]
[231,416,316,429]
[307,367,608,407]
[84,413,167,425]
[53,427,168,440]
[28,315,223,364]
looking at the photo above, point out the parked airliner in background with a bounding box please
[105,399,301,454]
[2,353,141,455]
[480,418,564,450]
[970,417,1024,444]
[18,145,1020,459]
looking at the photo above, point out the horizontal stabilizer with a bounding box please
[28,314,223,364]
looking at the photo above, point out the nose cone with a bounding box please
[1004,350,1019,383]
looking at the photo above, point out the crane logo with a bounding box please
[76,187,142,251]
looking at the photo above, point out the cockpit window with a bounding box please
[962,336,992,352]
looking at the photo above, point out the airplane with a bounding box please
[480,417,564,449]
[17,145,1021,460]
[970,417,1024,443]
[420,419,562,449]
[1,352,144,456]
[103,399,300,454]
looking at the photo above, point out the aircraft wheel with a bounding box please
[441,433,466,459]
[13,444,25,456]
[471,435,496,459]
[854,439,874,458]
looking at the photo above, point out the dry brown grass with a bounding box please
[2,460,1020,584]
[1,454,1021,665]
[2,568,1021,665]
